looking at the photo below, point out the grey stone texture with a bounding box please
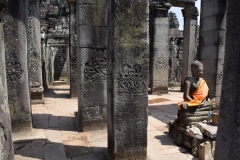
[0,3,14,159]
[77,0,108,131]
[181,5,199,90]
[40,0,70,87]
[3,0,32,132]
[214,0,240,159]
[149,2,171,94]
[107,0,149,159]
[28,0,44,103]
[68,1,78,97]
[198,0,226,107]
[168,12,184,87]
[196,122,217,139]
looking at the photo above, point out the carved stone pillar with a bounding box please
[0,1,14,159]
[77,0,108,131]
[107,0,149,159]
[28,0,44,104]
[3,0,32,132]
[198,0,226,106]
[215,1,240,159]
[181,6,199,90]
[169,38,178,86]
[68,0,77,97]
[150,2,171,94]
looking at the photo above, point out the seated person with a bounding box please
[178,60,209,110]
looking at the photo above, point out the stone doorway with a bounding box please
[49,45,70,85]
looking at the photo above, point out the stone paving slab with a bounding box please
[13,85,198,160]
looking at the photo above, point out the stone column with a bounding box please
[215,1,240,159]
[150,2,171,94]
[107,1,149,159]
[198,0,226,106]
[169,38,178,86]
[0,2,14,159]
[77,0,108,131]
[28,0,44,104]
[68,0,78,97]
[181,6,199,90]
[3,0,32,132]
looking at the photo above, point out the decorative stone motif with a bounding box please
[84,51,107,82]
[6,61,24,83]
[117,64,144,94]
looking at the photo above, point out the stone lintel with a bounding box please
[182,5,199,20]
[153,1,171,17]
[171,0,196,8]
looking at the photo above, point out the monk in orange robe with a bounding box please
[178,60,209,110]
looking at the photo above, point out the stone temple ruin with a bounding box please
[1,0,239,159]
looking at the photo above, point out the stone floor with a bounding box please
[13,85,199,160]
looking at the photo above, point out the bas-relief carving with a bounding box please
[117,64,145,94]
[6,58,24,83]
[48,17,69,36]
[82,105,106,120]
[84,50,107,82]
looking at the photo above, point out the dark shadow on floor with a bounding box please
[167,89,182,92]
[148,104,178,124]
[44,88,70,98]
[14,139,109,159]
[32,114,78,132]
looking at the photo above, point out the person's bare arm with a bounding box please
[183,78,193,101]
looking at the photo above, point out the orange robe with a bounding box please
[178,78,209,110]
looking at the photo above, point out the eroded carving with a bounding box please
[84,50,107,82]
[82,106,106,120]
[6,62,24,83]
[117,64,144,94]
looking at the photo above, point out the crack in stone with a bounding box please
[0,122,7,140]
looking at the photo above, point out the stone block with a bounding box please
[200,16,224,32]
[78,48,107,131]
[201,0,226,18]
[107,0,149,159]
[78,26,107,48]
[199,30,221,46]
[78,5,107,26]
[188,127,203,140]
[196,122,217,138]
[201,59,218,74]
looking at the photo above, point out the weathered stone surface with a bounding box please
[107,0,149,159]
[196,122,217,139]
[149,2,171,94]
[178,116,209,125]
[181,5,199,90]
[188,127,203,140]
[28,0,44,103]
[3,0,32,132]
[77,0,107,131]
[178,110,211,118]
[69,2,78,97]
[40,0,70,87]
[191,138,202,157]
[0,6,14,159]
[198,0,226,107]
